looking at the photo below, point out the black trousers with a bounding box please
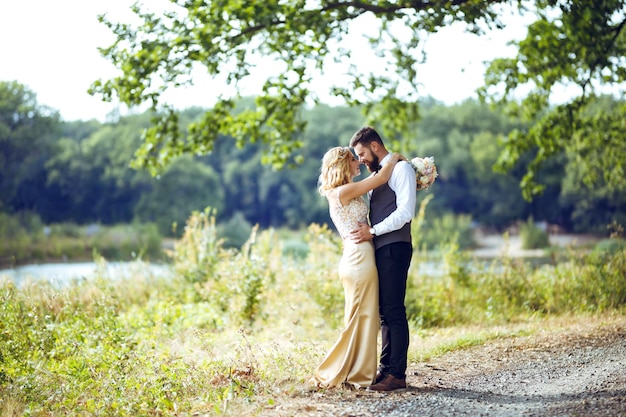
[375,241,412,379]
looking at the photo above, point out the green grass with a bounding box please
[1,210,625,416]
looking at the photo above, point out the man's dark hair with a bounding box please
[349,126,385,148]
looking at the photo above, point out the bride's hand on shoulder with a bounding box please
[390,152,407,164]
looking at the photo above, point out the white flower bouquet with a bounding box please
[410,156,438,191]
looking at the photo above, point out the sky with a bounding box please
[0,1,532,122]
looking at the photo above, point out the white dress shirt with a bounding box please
[369,153,417,236]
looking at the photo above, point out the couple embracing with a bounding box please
[312,126,417,392]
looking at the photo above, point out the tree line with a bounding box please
[1,81,624,241]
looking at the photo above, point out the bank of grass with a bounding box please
[1,209,624,416]
[0,212,164,268]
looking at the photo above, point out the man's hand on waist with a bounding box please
[349,221,375,243]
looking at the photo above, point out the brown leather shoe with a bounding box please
[367,374,407,392]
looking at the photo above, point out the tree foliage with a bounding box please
[134,155,224,235]
[92,0,626,199]
[91,0,513,172]
[0,82,61,214]
[479,0,626,198]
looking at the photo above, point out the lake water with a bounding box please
[0,256,549,289]
[3,260,448,288]
[0,261,172,288]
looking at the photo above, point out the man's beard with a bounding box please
[366,154,380,173]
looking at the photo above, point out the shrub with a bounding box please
[416,213,476,251]
[593,238,626,255]
[217,211,253,249]
[520,218,550,249]
[593,222,626,255]
[49,222,82,238]
[172,209,281,327]
[281,238,309,259]
[172,207,225,286]
[91,223,163,261]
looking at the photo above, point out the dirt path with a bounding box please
[261,316,626,417]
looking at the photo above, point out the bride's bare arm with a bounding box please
[337,153,403,204]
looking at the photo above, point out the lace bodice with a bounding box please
[327,189,369,239]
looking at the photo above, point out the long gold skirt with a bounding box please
[312,240,379,389]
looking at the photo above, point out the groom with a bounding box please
[349,126,416,392]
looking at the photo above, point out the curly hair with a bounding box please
[318,147,353,195]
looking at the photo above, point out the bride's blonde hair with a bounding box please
[318,147,353,195]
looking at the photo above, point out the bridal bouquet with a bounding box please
[410,156,438,191]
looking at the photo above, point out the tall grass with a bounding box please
[1,208,624,416]
[407,244,626,327]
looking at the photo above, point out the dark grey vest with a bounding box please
[370,182,412,249]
